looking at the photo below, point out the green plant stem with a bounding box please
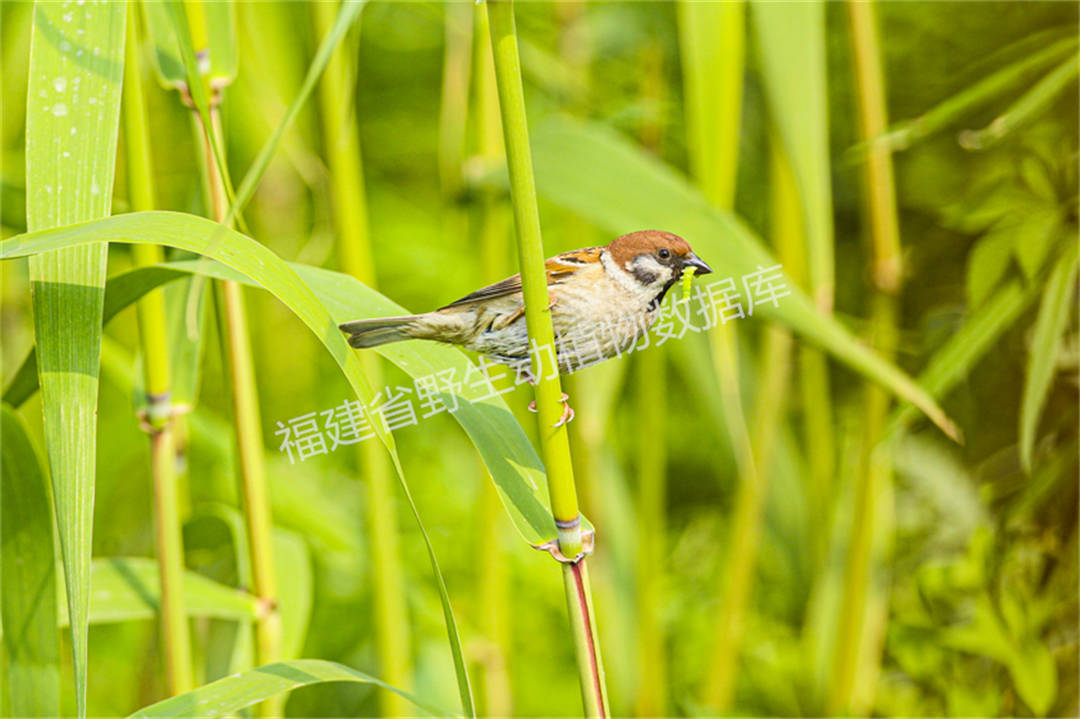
[195,103,281,692]
[635,345,666,717]
[829,2,902,712]
[312,5,413,714]
[486,2,608,715]
[704,139,798,712]
[438,1,473,198]
[633,38,668,718]
[122,5,194,695]
[471,6,513,715]
[674,3,764,710]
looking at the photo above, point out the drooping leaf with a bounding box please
[23,3,126,715]
[966,227,1015,308]
[55,557,259,627]
[0,404,60,717]
[530,115,958,440]
[127,659,449,718]
[751,0,834,307]
[1019,242,1078,471]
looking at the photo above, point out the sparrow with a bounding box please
[339,230,712,424]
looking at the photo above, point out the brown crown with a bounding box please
[607,230,692,267]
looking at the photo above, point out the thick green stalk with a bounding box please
[196,101,281,695]
[829,2,902,713]
[486,2,608,715]
[122,5,194,695]
[633,38,668,718]
[705,140,799,711]
[438,0,473,198]
[312,3,413,715]
[674,3,764,710]
[471,5,513,715]
[634,346,666,717]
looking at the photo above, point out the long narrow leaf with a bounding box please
[23,4,126,715]
[0,210,536,716]
[54,557,259,626]
[530,116,959,440]
[0,404,59,717]
[127,659,449,718]
[752,0,834,308]
[5,256,566,547]
[1019,243,1078,470]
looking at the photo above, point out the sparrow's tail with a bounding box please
[339,315,420,348]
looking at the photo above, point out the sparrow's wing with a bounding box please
[439,246,603,310]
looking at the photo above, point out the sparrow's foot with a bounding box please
[527,393,575,427]
[553,393,575,428]
[545,296,558,311]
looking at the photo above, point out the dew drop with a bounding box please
[52,103,68,117]
[90,182,101,196]
[62,11,73,22]
[53,77,67,92]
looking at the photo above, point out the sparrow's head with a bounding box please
[607,230,712,293]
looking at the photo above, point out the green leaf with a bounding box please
[126,659,449,718]
[0,404,60,717]
[1008,639,1058,717]
[959,52,1080,150]
[23,3,127,716]
[272,528,312,662]
[55,557,259,626]
[530,115,959,440]
[5,254,562,548]
[752,0,834,306]
[886,276,1043,435]
[1019,242,1079,471]
[1012,207,1062,280]
[878,35,1078,151]
[966,227,1015,307]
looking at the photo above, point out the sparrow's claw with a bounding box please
[552,393,575,428]
[545,296,558,311]
[527,393,575,427]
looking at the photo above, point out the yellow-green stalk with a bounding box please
[122,5,194,694]
[312,3,413,716]
[486,2,608,714]
[705,140,800,711]
[470,4,514,715]
[829,2,902,712]
[633,38,669,718]
[182,2,281,707]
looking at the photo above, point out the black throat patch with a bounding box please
[648,278,678,311]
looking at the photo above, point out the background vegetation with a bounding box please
[1,1,1076,717]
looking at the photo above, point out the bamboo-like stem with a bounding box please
[674,2,762,710]
[634,38,668,718]
[122,6,194,695]
[192,94,281,710]
[471,5,513,715]
[438,0,473,199]
[704,140,799,711]
[486,2,608,715]
[312,7,413,714]
[829,1,902,713]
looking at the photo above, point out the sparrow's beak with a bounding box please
[682,253,713,276]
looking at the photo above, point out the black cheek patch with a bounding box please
[632,266,659,286]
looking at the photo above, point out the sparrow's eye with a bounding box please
[657,248,671,260]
